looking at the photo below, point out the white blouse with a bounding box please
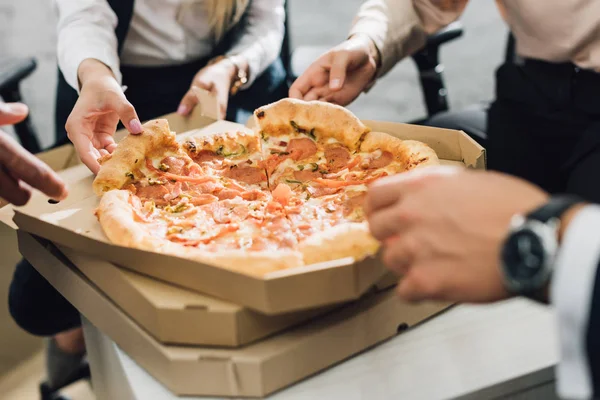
[55,0,285,92]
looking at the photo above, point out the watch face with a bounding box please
[502,228,546,281]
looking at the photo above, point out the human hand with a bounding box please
[178,58,237,120]
[365,167,549,303]
[66,59,142,174]
[289,34,379,106]
[0,103,67,205]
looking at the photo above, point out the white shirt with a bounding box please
[55,0,285,92]
[552,205,600,399]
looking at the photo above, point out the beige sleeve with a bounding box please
[348,0,468,77]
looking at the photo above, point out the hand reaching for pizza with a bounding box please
[66,59,143,175]
[178,58,239,120]
[0,103,67,205]
[289,35,380,106]
[365,167,549,303]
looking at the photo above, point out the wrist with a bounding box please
[77,59,117,90]
[349,33,381,70]
[557,203,587,244]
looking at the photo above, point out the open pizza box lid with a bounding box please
[19,231,449,397]
[2,93,485,315]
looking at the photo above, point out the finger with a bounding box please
[368,204,412,241]
[329,51,350,90]
[97,132,117,152]
[112,96,142,134]
[289,66,318,99]
[304,86,331,102]
[178,86,205,116]
[364,174,411,216]
[381,237,417,276]
[396,265,446,303]
[0,168,31,206]
[105,142,118,153]
[99,149,109,157]
[365,167,448,216]
[0,134,68,200]
[69,132,102,174]
[288,82,305,99]
[0,102,29,125]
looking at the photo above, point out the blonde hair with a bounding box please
[206,0,250,42]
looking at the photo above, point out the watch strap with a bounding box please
[521,195,582,303]
[527,195,582,223]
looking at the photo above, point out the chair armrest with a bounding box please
[0,58,37,93]
[410,21,464,118]
[424,21,464,48]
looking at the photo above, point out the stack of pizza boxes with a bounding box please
[5,96,485,397]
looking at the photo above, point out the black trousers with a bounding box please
[487,60,600,202]
[9,59,288,336]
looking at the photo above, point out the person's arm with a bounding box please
[349,0,469,78]
[552,204,600,399]
[0,103,67,205]
[55,0,142,174]
[55,0,122,91]
[289,0,468,105]
[225,0,285,88]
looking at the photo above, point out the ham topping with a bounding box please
[223,166,266,184]
[286,138,317,161]
[324,145,351,172]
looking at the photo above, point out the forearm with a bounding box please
[55,0,121,92]
[77,59,118,89]
[349,0,467,78]
[226,0,284,88]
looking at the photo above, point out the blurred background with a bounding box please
[0,0,505,398]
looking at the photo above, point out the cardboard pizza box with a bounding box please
[19,231,448,397]
[66,248,337,347]
[3,94,484,315]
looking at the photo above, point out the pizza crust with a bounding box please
[96,191,303,277]
[96,190,168,250]
[254,98,370,149]
[360,131,439,170]
[299,222,380,266]
[93,119,180,196]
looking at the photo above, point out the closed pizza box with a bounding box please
[5,94,485,315]
[19,231,448,397]
[65,247,336,346]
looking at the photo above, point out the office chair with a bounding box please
[424,33,517,146]
[0,58,42,153]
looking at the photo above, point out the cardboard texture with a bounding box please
[19,231,449,397]
[66,248,334,347]
[6,103,485,314]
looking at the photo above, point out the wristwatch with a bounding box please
[207,55,248,96]
[500,195,581,302]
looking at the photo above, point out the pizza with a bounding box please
[92,99,439,276]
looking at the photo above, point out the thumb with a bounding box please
[178,89,199,116]
[0,103,29,125]
[110,95,142,134]
[329,52,350,90]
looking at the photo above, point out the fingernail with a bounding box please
[3,102,28,115]
[177,105,188,115]
[330,79,341,89]
[129,119,142,133]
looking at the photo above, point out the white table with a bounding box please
[82,298,559,400]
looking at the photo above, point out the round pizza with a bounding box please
[92,99,439,277]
